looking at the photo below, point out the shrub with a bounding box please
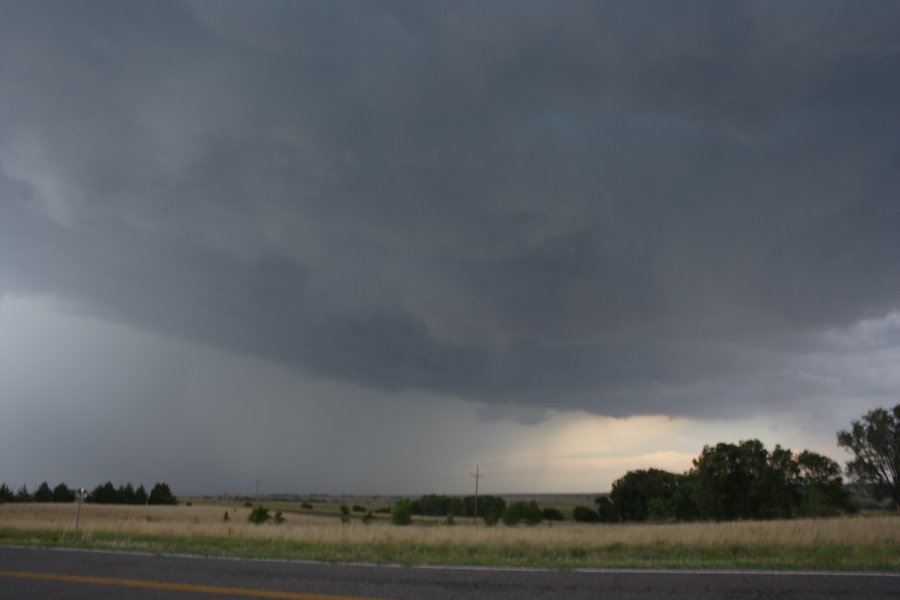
[301,502,313,510]
[502,500,543,526]
[463,495,506,518]
[483,506,502,526]
[573,505,600,523]
[352,504,366,513]
[274,511,285,524]
[542,507,565,521]
[391,499,413,525]
[223,511,230,522]
[361,510,374,524]
[248,505,271,524]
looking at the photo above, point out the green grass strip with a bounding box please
[1,528,898,572]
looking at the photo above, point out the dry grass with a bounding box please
[2,502,898,549]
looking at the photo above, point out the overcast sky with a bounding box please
[1,1,899,496]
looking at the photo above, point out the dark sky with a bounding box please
[1,1,898,494]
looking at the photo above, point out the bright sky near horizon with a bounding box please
[1,1,899,496]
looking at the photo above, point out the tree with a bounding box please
[34,482,53,502]
[692,440,785,520]
[609,468,681,521]
[89,482,119,504]
[541,507,565,521]
[594,496,618,522]
[837,404,899,508]
[15,484,32,502]
[52,482,76,503]
[390,499,413,525]
[118,483,136,505]
[501,501,543,526]
[795,450,847,515]
[573,505,599,523]
[148,482,177,505]
[0,483,13,503]
[412,494,463,517]
[462,495,505,519]
[248,505,271,524]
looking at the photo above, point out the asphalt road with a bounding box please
[1,546,898,599]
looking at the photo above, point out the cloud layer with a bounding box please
[2,1,899,422]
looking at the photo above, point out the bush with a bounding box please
[542,507,565,521]
[301,502,313,510]
[463,495,506,518]
[361,510,374,524]
[352,504,366,513]
[223,511,230,522]
[573,505,600,523]
[414,494,465,517]
[274,511,286,524]
[391,499,413,525]
[502,501,543,527]
[248,505,271,524]
[482,508,501,526]
[594,496,618,522]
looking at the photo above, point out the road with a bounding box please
[1,546,898,599]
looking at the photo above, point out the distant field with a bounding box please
[1,501,899,571]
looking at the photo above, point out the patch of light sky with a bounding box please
[1,295,878,496]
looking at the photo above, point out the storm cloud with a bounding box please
[2,0,899,428]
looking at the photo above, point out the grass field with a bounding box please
[1,502,899,571]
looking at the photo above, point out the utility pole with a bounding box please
[471,465,484,525]
[255,476,260,504]
[74,488,86,535]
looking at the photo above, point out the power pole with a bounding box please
[255,476,260,504]
[74,488,87,535]
[471,465,484,525]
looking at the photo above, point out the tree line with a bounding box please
[574,404,899,523]
[396,405,898,526]
[393,440,853,526]
[0,481,177,505]
[576,441,851,524]
[395,494,562,526]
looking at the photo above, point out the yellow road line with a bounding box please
[0,570,388,600]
